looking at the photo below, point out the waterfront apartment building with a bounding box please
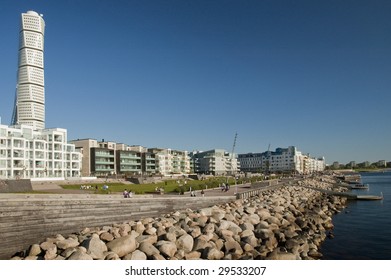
[148,148,190,176]
[12,11,46,130]
[238,146,325,174]
[70,139,126,177]
[189,149,240,175]
[237,153,263,173]
[70,139,187,177]
[0,124,81,179]
[262,147,303,173]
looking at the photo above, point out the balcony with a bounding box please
[34,142,45,150]
[54,154,63,160]
[95,152,114,157]
[120,154,141,160]
[95,159,115,164]
[54,135,63,142]
[72,155,80,161]
[35,153,45,159]
[95,166,115,171]
[120,167,141,172]
[13,151,25,158]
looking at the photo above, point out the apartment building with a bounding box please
[237,153,263,173]
[238,146,325,174]
[0,124,81,179]
[148,148,190,176]
[189,149,240,175]
[70,139,188,177]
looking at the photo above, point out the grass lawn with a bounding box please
[60,177,241,195]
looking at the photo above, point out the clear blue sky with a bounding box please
[1,0,390,164]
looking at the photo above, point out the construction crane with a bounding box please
[231,132,238,162]
[231,133,238,172]
[225,132,238,185]
[227,132,238,180]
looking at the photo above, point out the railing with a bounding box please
[236,188,266,200]
[235,180,282,200]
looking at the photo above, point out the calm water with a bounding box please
[320,171,391,259]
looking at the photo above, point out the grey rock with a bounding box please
[28,244,41,256]
[156,241,177,258]
[203,247,224,260]
[138,242,160,257]
[106,235,137,257]
[82,233,107,260]
[127,250,147,260]
[136,234,158,244]
[68,249,93,260]
[56,238,80,250]
[176,234,194,253]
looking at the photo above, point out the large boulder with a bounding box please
[56,238,80,250]
[28,244,41,257]
[127,250,147,260]
[81,233,107,260]
[156,241,177,258]
[176,234,194,253]
[106,235,137,258]
[68,249,93,260]
[138,242,160,257]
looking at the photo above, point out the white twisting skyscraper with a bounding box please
[0,10,82,180]
[11,11,45,130]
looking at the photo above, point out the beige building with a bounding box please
[148,148,190,176]
[189,149,240,175]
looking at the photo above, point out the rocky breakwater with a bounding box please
[12,178,346,260]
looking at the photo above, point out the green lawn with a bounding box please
[60,177,243,195]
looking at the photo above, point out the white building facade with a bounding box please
[238,146,325,174]
[0,124,81,179]
[12,11,46,130]
[148,148,190,176]
[190,149,240,175]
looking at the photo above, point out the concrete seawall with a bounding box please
[1,177,348,260]
[7,176,349,260]
[0,194,234,259]
[0,179,32,193]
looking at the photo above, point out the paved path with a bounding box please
[161,183,254,198]
[29,180,256,197]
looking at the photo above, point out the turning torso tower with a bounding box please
[11,11,45,130]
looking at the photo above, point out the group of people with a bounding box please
[80,185,93,190]
[190,189,205,197]
[220,183,230,192]
[122,189,132,198]
[155,187,164,195]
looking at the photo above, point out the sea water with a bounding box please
[320,171,391,259]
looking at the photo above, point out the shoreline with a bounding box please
[10,176,346,260]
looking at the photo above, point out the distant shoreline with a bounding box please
[357,168,391,173]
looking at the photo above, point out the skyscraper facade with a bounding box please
[11,11,45,130]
